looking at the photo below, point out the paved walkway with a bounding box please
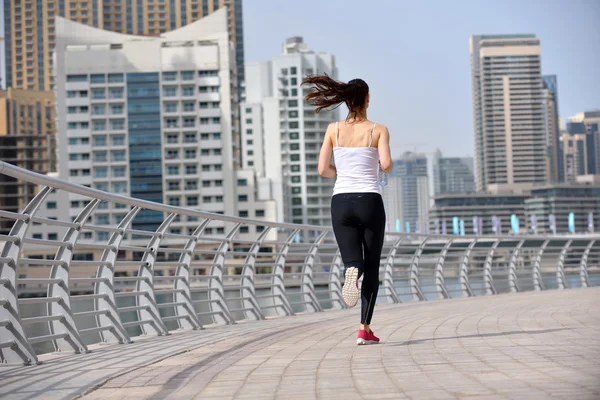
[1,288,599,400]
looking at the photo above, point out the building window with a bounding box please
[165,118,178,128]
[47,201,57,209]
[238,210,248,217]
[112,151,126,162]
[67,74,87,82]
[182,86,194,96]
[164,87,177,97]
[215,196,223,203]
[169,197,180,206]
[111,104,124,114]
[187,196,198,206]
[113,183,126,193]
[108,73,124,83]
[109,88,123,99]
[93,136,107,146]
[91,88,106,99]
[290,67,297,75]
[238,195,248,202]
[167,134,179,144]
[186,165,197,175]
[94,151,107,162]
[48,233,59,240]
[112,136,125,146]
[183,102,194,112]
[163,71,177,81]
[186,180,198,190]
[246,118,252,124]
[91,74,106,84]
[255,210,265,217]
[247,139,253,145]
[95,167,108,178]
[111,119,125,130]
[288,100,298,107]
[183,117,195,127]
[237,179,248,186]
[240,226,249,233]
[290,132,299,140]
[184,133,197,143]
[92,104,106,115]
[93,120,106,131]
[247,150,254,156]
[181,71,194,81]
[185,149,196,159]
[164,103,177,113]
[113,167,126,177]
[168,166,179,175]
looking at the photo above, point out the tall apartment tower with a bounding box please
[0,89,56,233]
[432,149,475,196]
[55,11,274,240]
[3,0,244,92]
[567,111,600,177]
[470,35,547,192]
[385,152,429,233]
[542,75,561,183]
[240,37,338,226]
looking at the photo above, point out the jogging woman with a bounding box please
[302,75,393,345]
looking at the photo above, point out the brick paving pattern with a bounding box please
[1,288,599,399]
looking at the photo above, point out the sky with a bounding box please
[1,0,599,159]
[243,0,600,159]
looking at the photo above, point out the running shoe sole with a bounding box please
[356,338,379,345]
[342,267,359,307]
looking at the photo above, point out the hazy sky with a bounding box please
[244,0,600,158]
[1,0,599,159]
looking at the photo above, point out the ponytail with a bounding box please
[302,74,369,120]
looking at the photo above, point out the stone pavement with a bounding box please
[1,288,599,400]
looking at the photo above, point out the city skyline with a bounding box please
[1,1,599,160]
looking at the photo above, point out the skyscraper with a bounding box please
[0,88,56,233]
[386,152,429,233]
[54,11,273,239]
[542,75,561,183]
[470,35,547,192]
[240,37,338,226]
[3,0,244,92]
[566,111,600,176]
[432,149,475,196]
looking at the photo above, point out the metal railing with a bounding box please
[1,160,599,365]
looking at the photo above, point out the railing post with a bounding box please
[172,220,210,330]
[532,240,549,291]
[46,199,102,355]
[557,240,572,290]
[580,240,595,288]
[483,241,500,295]
[300,231,327,313]
[508,240,525,293]
[433,238,452,299]
[408,237,427,301]
[0,186,52,365]
[271,229,299,316]
[458,239,476,297]
[380,237,403,303]
[208,223,239,324]
[328,250,345,309]
[95,207,140,344]
[135,214,174,336]
[239,227,269,321]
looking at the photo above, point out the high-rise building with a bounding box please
[3,0,244,93]
[566,110,600,176]
[432,149,475,196]
[387,152,429,233]
[542,75,561,183]
[470,35,547,192]
[54,11,273,240]
[560,131,589,183]
[240,37,338,226]
[0,88,56,233]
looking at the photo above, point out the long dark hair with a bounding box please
[302,74,369,120]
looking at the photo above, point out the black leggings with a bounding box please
[331,192,386,325]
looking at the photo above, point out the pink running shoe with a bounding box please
[356,329,380,345]
[342,267,359,307]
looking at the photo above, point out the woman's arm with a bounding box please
[318,123,337,178]
[378,126,394,173]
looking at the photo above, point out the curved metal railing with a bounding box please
[1,160,599,365]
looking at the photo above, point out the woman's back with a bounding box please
[333,120,381,196]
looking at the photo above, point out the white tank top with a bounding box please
[332,122,381,196]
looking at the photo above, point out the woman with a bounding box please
[302,75,393,345]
